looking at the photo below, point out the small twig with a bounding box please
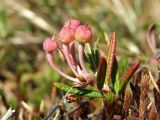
[0,108,15,120]
[44,104,59,120]
[44,88,73,120]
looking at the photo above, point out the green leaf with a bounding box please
[86,85,99,91]
[97,56,107,90]
[105,32,116,85]
[119,56,128,73]
[113,73,120,94]
[85,40,99,72]
[93,38,99,68]
[54,82,103,98]
[105,92,115,103]
[104,91,115,104]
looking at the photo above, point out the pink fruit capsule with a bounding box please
[43,37,57,52]
[75,25,92,43]
[59,27,75,44]
[64,19,81,30]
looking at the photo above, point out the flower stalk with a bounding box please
[69,42,78,69]
[46,52,79,83]
[61,44,80,77]
[78,43,88,74]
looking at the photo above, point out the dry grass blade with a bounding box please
[154,75,160,112]
[111,0,136,33]
[139,68,150,120]
[154,88,160,113]
[1,0,56,34]
[148,104,157,120]
[130,83,140,107]
[105,32,116,85]
[122,85,133,119]
[1,108,15,120]
[149,71,160,94]
[21,101,33,114]
[74,100,90,119]
[126,115,139,120]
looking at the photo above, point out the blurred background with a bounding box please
[0,0,160,119]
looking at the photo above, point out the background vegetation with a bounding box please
[0,0,160,119]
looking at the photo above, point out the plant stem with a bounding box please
[62,44,80,77]
[69,42,78,70]
[46,52,79,83]
[78,43,88,74]
[44,88,73,120]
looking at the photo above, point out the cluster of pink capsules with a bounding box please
[43,19,94,87]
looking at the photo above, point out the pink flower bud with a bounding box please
[59,27,75,44]
[43,37,57,52]
[64,19,81,30]
[75,25,92,43]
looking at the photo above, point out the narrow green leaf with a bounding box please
[119,56,128,73]
[93,39,99,68]
[86,85,99,91]
[85,40,99,72]
[113,73,120,94]
[97,56,107,90]
[105,32,116,85]
[54,82,103,98]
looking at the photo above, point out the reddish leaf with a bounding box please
[120,60,140,90]
[97,56,107,90]
[105,32,116,85]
